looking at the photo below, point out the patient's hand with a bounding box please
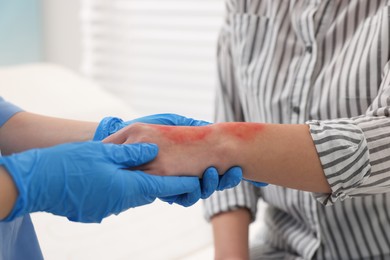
[102,123,235,177]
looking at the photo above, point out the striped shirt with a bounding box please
[204,0,390,259]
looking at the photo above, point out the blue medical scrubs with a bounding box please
[0,97,43,260]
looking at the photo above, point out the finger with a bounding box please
[186,118,210,127]
[140,172,199,197]
[94,117,124,141]
[217,166,242,191]
[175,186,201,207]
[159,195,177,204]
[102,131,127,144]
[200,167,219,199]
[128,113,178,125]
[107,143,159,166]
[159,188,201,207]
[130,114,211,126]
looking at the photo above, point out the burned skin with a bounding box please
[154,122,265,144]
[154,123,265,176]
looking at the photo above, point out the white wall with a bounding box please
[42,0,82,71]
[0,0,42,66]
[40,1,224,122]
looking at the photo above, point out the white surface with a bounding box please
[0,63,137,120]
[0,63,215,259]
[32,202,212,260]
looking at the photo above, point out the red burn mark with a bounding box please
[154,125,213,144]
[218,122,264,141]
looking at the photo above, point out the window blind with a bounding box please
[80,0,225,121]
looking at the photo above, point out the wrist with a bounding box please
[209,123,252,174]
[191,124,237,176]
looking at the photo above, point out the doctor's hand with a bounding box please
[0,142,199,223]
[93,113,209,141]
[160,166,243,207]
[96,113,245,206]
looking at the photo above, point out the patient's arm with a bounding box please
[212,208,251,260]
[103,122,330,193]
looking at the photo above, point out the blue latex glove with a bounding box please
[93,114,209,141]
[0,142,199,223]
[93,114,268,205]
[243,178,269,187]
[160,166,243,207]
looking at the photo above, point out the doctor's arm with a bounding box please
[0,107,243,216]
[0,111,98,155]
[0,141,204,222]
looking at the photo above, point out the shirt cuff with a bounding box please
[203,181,260,222]
[0,97,23,127]
[307,118,371,205]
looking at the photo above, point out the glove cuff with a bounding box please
[93,117,124,141]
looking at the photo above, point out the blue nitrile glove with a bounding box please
[93,114,209,141]
[94,113,268,204]
[243,178,269,187]
[0,142,199,223]
[160,166,243,207]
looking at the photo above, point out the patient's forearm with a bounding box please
[104,122,330,193]
[221,123,329,193]
[0,112,98,155]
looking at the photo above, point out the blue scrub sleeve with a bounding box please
[0,215,43,260]
[0,97,43,259]
[0,96,23,127]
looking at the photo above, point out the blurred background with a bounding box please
[0,0,229,259]
[0,1,265,259]
[1,0,225,121]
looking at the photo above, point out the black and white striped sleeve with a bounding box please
[309,61,390,205]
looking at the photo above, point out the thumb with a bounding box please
[107,143,159,167]
[175,187,202,207]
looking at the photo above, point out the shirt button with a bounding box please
[292,106,300,114]
[305,45,312,53]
